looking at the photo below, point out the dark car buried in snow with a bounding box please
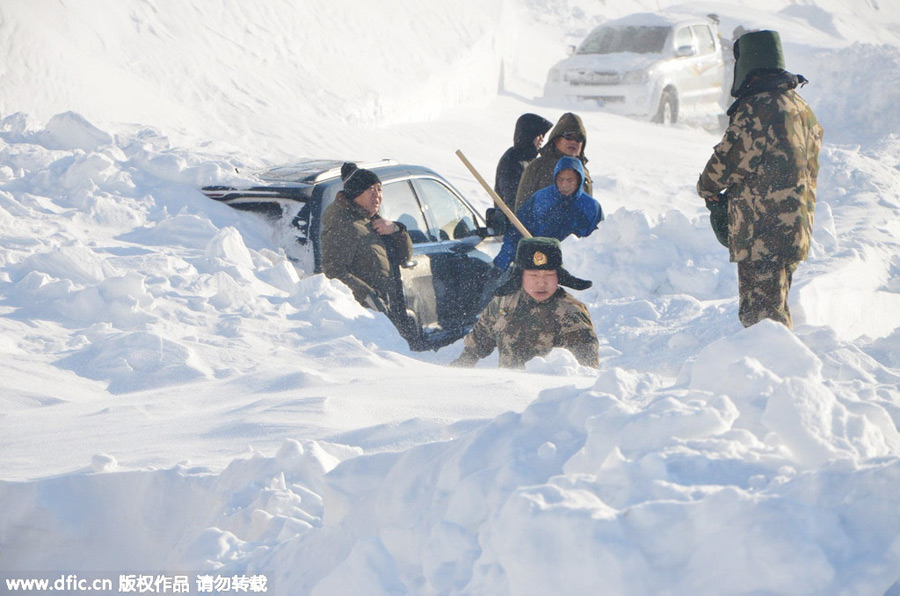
[202,159,505,350]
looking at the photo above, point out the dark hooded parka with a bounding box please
[494,113,553,208]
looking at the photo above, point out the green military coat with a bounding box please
[697,78,823,263]
[321,194,413,312]
[454,287,599,368]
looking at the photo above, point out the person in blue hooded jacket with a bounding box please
[493,156,603,271]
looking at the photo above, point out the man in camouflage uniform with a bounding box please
[697,30,823,329]
[452,237,599,368]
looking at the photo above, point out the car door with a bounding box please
[410,177,496,337]
[672,25,702,101]
[690,24,724,103]
[377,178,441,337]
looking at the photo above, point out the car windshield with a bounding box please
[577,26,670,55]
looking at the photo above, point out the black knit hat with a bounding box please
[496,237,592,295]
[340,162,358,181]
[343,168,381,200]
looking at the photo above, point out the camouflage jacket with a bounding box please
[453,287,599,368]
[697,73,823,263]
[321,194,412,311]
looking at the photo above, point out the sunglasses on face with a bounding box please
[561,132,585,143]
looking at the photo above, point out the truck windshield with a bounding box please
[578,26,670,55]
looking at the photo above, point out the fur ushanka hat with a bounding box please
[496,237,592,296]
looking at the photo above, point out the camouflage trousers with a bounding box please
[737,260,799,329]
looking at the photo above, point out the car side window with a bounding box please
[413,178,479,241]
[691,25,716,55]
[320,183,342,211]
[379,179,432,244]
[673,27,693,52]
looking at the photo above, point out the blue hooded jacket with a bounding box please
[494,156,603,270]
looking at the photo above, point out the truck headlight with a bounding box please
[621,69,650,84]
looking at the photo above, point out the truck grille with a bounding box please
[568,71,620,85]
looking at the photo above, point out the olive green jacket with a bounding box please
[514,112,593,211]
[453,287,599,368]
[698,75,823,263]
[321,194,413,311]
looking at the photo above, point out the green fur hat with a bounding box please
[731,30,785,96]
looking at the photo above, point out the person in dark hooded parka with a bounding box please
[494,113,553,208]
[494,156,603,271]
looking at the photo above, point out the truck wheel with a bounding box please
[654,89,678,125]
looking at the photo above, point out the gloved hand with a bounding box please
[705,191,730,248]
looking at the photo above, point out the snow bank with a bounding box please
[255,324,900,594]
[0,0,512,158]
[5,324,898,594]
[800,43,900,145]
[0,111,410,394]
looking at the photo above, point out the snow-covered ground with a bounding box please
[2,0,900,594]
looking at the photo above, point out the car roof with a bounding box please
[599,11,715,30]
[258,159,401,184]
[253,159,455,193]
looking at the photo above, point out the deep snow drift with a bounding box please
[2,0,900,594]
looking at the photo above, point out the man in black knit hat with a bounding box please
[321,164,416,339]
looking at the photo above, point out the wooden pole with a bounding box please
[455,149,532,239]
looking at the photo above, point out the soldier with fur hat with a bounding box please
[697,30,823,329]
[452,237,599,368]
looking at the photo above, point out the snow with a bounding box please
[1,0,900,594]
